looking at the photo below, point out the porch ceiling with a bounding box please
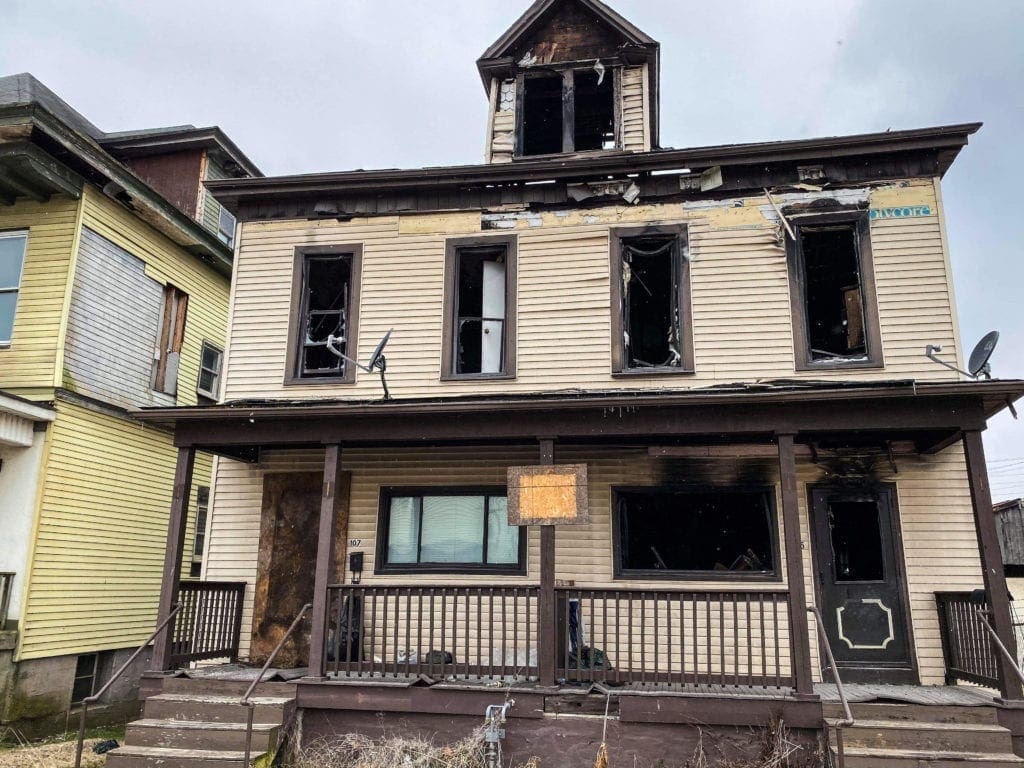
[135,379,1024,461]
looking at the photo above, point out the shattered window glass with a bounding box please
[799,225,867,361]
[300,254,352,378]
[617,489,776,576]
[621,235,683,369]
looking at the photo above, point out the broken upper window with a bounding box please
[153,284,188,396]
[519,68,617,157]
[616,488,777,578]
[611,226,692,373]
[787,214,882,369]
[295,250,358,380]
[444,236,516,379]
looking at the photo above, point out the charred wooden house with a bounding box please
[125,1,1024,766]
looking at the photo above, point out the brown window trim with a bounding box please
[609,224,695,376]
[374,486,527,576]
[513,67,622,159]
[786,211,884,371]
[441,234,518,382]
[611,484,783,583]
[284,244,363,386]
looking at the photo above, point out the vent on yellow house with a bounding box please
[507,464,589,526]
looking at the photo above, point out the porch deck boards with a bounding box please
[815,683,998,706]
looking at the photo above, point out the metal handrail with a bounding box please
[808,605,853,768]
[976,607,1024,690]
[240,602,311,767]
[74,604,183,768]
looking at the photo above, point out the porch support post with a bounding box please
[308,444,343,680]
[777,433,814,697]
[963,429,1021,700]
[538,438,557,687]
[151,446,195,672]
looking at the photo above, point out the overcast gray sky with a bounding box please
[4,0,1023,498]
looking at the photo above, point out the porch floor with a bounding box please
[815,683,999,706]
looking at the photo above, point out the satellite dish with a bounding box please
[326,329,394,401]
[968,331,999,378]
[925,331,1000,380]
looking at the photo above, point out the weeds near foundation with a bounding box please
[684,720,820,768]
[292,729,540,768]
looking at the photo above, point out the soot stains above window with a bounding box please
[617,488,776,578]
[801,226,867,361]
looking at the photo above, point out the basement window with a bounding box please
[0,231,28,346]
[289,246,362,383]
[787,214,882,370]
[443,236,516,380]
[615,487,778,579]
[71,653,99,704]
[610,225,693,374]
[152,285,189,396]
[518,68,618,157]
[378,488,525,574]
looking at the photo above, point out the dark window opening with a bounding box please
[522,73,564,156]
[455,246,507,375]
[828,500,884,582]
[622,235,682,369]
[380,490,523,573]
[299,253,352,378]
[71,653,98,704]
[574,70,615,151]
[617,489,776,577]
[800,226,867,361]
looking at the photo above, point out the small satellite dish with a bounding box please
[326,329,394,401]
[926,331,1000,380]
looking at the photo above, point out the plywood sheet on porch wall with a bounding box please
[250,471,351,666]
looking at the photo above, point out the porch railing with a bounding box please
[0,572,13,631]
[324,584,793,688]
[556,588,792,687]
[936,591,999,689]
[326,585,540,680]
[169,581,246,668]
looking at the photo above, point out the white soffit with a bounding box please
[0,393,54,448]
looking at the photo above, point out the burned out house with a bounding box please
[120,1,1024,766]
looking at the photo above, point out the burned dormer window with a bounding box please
[287,246,362,384]
[518,68,618,157]
[786,213,883,370]
[610,225,693,375]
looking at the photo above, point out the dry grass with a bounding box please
[0,737,107,768]
[684,720,821,768]
[292,729,541,768]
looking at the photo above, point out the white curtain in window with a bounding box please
[387,497,420,563]
[420,496,485,563]
[487,497,518,564]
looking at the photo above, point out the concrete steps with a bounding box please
[105,684,296,767]
[823,702,1024,767]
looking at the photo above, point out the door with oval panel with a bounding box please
[811,484,916,683]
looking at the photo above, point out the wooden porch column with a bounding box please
[538,438,557,687]
[307,444,343,680]
[963,429,1021,700]
[777,434,815,697]
[151,446,195,672]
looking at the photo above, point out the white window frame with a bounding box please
[196,340,224,401]
[0,230,29,347]
[217,205,236,248]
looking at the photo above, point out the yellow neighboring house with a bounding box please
[0,73,259,732]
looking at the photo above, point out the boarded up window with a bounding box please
[153,284,188,395]
[616,488,777,578]
[0,231,28,345]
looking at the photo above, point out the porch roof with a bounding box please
[135,379,1024,460]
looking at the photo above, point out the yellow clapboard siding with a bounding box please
[621,65,649,152]
[78,187,230,408]
[17,399,214,660]
[0,196,81,390]
[206,443,980,684]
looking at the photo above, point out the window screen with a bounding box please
[617,489,776,577]
[383,491,521,570]
[0,232,28,344]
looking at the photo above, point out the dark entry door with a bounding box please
[811,485,915,682]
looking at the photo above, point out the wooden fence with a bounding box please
[169,581,246,668]
[936,591,999,689]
